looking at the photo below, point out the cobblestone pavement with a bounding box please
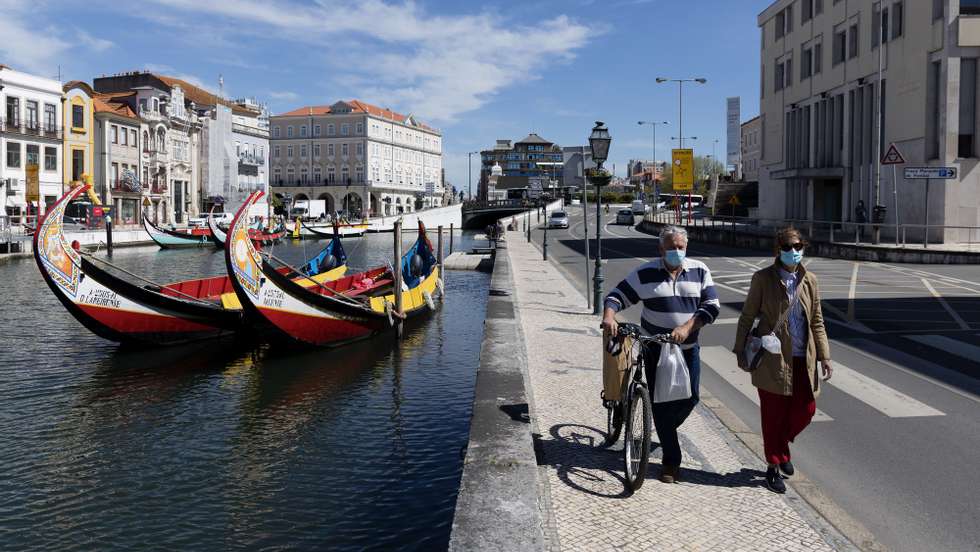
[506,230,854,552]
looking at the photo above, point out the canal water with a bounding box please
[0,231,488,551]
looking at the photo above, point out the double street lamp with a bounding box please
[655,77,707,149]
[588,121,612,315]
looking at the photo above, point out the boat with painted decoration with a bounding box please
[144,216,212,249]
[227,191,441,347]
[35,185,349,346]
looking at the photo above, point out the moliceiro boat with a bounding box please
[207,209,228,248]
[227,191,442,347]
[35,185,348,346]
[299,220,368,239]
[144,216,212,248]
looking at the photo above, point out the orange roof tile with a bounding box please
[275,99,438,133]
[157,75,256,116]
[276,105,334,117]
[93,94,138,119]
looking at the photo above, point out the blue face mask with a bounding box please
[664,249,686,267]
[780,249,804,266]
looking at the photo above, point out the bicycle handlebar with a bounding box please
[614,322,675,344]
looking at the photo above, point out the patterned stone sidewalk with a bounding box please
[506,230,855,552]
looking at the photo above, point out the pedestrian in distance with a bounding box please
[734,226,833,494]
[855,200,868,240]
[601,225,721,483]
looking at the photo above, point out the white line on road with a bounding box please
[700,346,833,421]
[827,362,945,418]
[906,334,980,364]
[921,278,971,330]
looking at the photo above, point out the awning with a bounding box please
[769,167,845,180]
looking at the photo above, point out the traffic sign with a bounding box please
[672,149,694,191]
[904,167,957,179]
[142,197,151,207]
[25,164,39,202]
[881,143,905,165]
[728,195,741,206]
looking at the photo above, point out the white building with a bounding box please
[270,100,443,217]
[759,0,980,243]
[0,65,64,220]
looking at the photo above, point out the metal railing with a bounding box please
[0,118,63,139]
[271,178,369,188]
[645,210,980,250]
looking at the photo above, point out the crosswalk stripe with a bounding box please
[906,334,980,365]
[699,346,833,422]
[827,362,945,418]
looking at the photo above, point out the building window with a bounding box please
[300,125,307,137]
[814,42,823,74]
[314,124,321,136]
[328,144,334,156]
[72,149,84,181]
[44,104,56,130]
[786,5,793,33]
[273,126,280,138]
[121,127,128,146]
[44,147,57,171]
[26,101,38,129]
[6,97,19,125]
[785,58,793,88]
[356,122,364,134]
[963,0,980,15]
[356,143,363,156]
[802,0,813,23]
[130,129,137,147]
[342,143,349,156]
[833,28,846,65]
[892,2,903,38]
[314,144,321,157]
[927,60,941,159]
[287,145,293,157]
[6,141,20,168]
[328,123,335,136]
[802,47,813,79]
[776,11,785,39]
[341,124,350,136]
[274,145,280,158]
[849,23,859,58]
[816,0,823,15]
[301,145,308,157]
[287,126,294,138]
[26,144,39,166]
[934,0,944,19]
[72,104,84,129]
[111,125,119,144]
[960,58,977,157]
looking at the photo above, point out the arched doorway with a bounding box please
[369,193,381,219]
[317,193,335,216]
[341,193,363,219]
[294,193,309,201]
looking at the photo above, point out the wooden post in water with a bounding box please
[437,225,444,283]
[449,223,454,254]
[393,219,404,340]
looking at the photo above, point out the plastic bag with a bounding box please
[654,343,692,403]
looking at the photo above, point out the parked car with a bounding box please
[616,209,635,225]
[548,211,569,229]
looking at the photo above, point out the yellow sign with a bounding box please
[671,149,694,191]
[142,197,152,207]
[25,164,40,202]
[728,195,741,206]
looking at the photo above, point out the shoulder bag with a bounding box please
[742,281,803,372]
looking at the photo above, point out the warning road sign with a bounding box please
[881,143,905,165]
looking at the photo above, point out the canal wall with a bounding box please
[0,228,153,261]
[367,203,462,232]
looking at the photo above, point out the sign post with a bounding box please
[881,143,905,245]
[672,148,694,225]
[904,166,957,247]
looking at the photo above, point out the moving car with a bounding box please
[548,211,569,229]
[616,209,635,225]
[631,200,647,215]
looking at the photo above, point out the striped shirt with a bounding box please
[604,258,721,347]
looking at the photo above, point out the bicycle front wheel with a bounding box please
[623,385,653,492]
[602,403,624,448]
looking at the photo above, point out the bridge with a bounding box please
[461,199,544,229]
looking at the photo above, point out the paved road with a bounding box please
[524,204,980,552]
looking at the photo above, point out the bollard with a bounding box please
[543,220,548,260]
[106,215,114,257]
[393,220,403,340]
[527,215,531,242]
[437,225,444,269]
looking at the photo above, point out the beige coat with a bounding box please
[734,262,831,397]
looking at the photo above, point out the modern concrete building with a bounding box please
[562,146,595,193]
[0,65,64,219]
[93,72,203,224]
[270,100,443,217]
[741,115,762,183]
[478,134,564,200]
[759,0,980,243]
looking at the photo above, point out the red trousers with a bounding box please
[758,357,816,465]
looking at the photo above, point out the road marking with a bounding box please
[847,263,859,322]
[714,317,740,325]
[876,264,980,295]
[906,334,980,364]
[921,278,971,330]
[699,346,833,422]
[723,278,754,285]
[827,362,945,418]
[821,302,874,333]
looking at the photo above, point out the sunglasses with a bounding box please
[780,242,805,252]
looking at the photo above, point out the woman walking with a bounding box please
[734,227,833,494]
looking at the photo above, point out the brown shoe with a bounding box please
[660,465,679,483]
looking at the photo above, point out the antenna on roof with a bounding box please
[218,74,224,99]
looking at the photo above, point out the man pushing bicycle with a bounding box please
[601,225,720,483]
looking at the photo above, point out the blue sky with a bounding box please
[0,0,767,191]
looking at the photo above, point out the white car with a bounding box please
[548,211,569,229]
[616,209,635,225]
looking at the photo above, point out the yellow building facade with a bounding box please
[62,81,96,191]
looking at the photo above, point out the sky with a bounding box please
[0,0,768,193]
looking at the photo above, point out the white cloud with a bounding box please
[137,0,594,123]
[268,91,300,101]
[75,29,114,52]
[0,1,71,75]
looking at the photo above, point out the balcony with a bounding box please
[232,122,270,139]
[0,118,63,140]
[151,182,168,194]
[238,152,266,166]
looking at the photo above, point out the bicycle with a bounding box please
[601,322,675,492]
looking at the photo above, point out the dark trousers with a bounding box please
[758,357,816,465]
[643,343,701,467]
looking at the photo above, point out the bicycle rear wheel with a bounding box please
[623,385,653,492]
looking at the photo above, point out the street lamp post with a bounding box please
[588,121,612,315]
[467,151,479,200]
[658,77,706,225]
[638,120,668,213]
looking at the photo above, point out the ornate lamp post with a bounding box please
[588,121,612,315]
